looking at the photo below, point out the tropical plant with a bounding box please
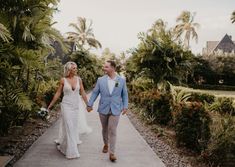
[70,50,103,89]
[126,19,194,87]
[148,19,168,36]
[188,55,218,85]
[203,114,235,166]
[174,102,211,152]
[231,10,235,24]
[0,0,63,135]
[208,97,235,116]
[67,17,102,51]
[100,48,116,61]
[130,77,154,92]
[0,60,34,135]
[171,88,191,104]
[202,52,235,85]
[100,48,124,73]
[174,11,200,49]
[0,22,13,42]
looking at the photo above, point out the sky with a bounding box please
[53,0,235,55]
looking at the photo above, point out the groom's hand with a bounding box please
[122,108,128,115]
[87,106,93,112]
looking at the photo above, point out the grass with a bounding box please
[174,86,235,98]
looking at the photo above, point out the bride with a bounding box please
[47,61,92,159]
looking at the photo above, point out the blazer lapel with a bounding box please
[111,76,120,96]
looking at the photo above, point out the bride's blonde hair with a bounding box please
[64,61,77,77]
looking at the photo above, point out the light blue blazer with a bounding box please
[88,75,128,116]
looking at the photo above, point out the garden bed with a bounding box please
[127,103,208,167]
[0,109,60,167]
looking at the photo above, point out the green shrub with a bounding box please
[171,89,191,104]
[208,97,235,116]
[71,50,103,90]
[130,89,173,125]
[37,79,59,107]
[202,114,235,167]
[0,86,33,136]
[151,93,173,125]
[130,77,154,92]
[173,86,215,104]
[189,92,215,104]
[174,102,211,152]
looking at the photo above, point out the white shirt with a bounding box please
[107,76,117,94]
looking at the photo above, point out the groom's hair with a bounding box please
[107,60,116,69]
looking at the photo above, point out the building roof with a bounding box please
[213,34,235,53]
[203,34,235,55]
[206,41,219,54]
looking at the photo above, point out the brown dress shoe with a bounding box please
[109,153,117,162]
[102,145,108,153]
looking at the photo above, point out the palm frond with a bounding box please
[7,88,33,111]
[231,10,235,23]
[0,23,13,42]
[87,38,102,49]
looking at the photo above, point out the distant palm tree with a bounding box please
[67,17,102,51]
[148,19,167,35]
[174,11,200,49]
[231,10,235,24]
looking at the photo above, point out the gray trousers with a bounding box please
[99,113,120,154]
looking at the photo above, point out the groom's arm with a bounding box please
[87,78,100,107]
[121,79,128,110]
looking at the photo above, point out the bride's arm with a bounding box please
[79,78,88,105]
[47,78,64,110]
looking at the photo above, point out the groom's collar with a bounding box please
[107,75,117,81]
[105,74,119,80]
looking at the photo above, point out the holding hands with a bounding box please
[86,106,93,112]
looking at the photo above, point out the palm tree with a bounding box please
[148,19,167,36]
[231,10,235,24]
[174,11,200,49]
[127,28,193,86]
[67,17,102,51]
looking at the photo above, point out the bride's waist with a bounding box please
[61,101,80,109]
[62,97,80,104]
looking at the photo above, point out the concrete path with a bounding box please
[14,99,165,167]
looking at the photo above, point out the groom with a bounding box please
[87,60,128,162]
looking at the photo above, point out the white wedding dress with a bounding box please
[55,76,92,159]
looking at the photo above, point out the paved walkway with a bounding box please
[14,98,165,167]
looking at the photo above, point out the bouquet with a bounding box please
[37,107,50,120]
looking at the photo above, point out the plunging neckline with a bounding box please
[65,77,78,91]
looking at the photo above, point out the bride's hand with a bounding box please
[47,103,53,110]
[87,106,92,112]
